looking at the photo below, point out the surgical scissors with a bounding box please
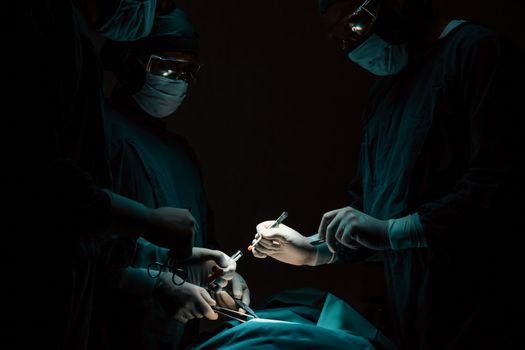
[212,302,258,323]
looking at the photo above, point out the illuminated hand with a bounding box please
[214,272,251,312]
[251,221,316,266]
[318,206,390,252]
[184,247,236,288]
[153,272,218,323]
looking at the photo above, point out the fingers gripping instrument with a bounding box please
[248,211,288,252]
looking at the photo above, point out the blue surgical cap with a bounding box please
[132,7,198,54]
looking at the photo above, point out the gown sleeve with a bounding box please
[416,33,525,247]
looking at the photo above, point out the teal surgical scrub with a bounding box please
[337,23,525,349]
[95,99,213,350]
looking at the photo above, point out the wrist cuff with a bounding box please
[387,213,427,250]
[314,242,336,266]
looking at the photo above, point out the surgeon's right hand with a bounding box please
[153,271,218,323]
[251,221,316,266]
[105,191,196,258]
[145,207,197,259]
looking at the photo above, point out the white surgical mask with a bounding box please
[348,33,409,76]
[133,73,188,118]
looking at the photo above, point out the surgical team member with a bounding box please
[98,7,250,349]
[252,0,525,349]
[4,1,197,349]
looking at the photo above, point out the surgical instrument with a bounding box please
[248,211,288,252]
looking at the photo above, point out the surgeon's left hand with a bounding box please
[215,273,251,312]
[183,247,236,288]
[319,206,390,253]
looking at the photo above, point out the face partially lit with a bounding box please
[321,0,380,52]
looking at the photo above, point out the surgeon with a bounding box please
[4,1,197,349]
[252,0,525,349]
[97,7,250,349]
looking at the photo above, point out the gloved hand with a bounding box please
[145,207,198,260]
[251,221,316,266]
[229,272,250,306]
[183,247,236,289]
[152,271,218,323]
[214,272,250,312]
[319,206,390,252]
[104,191,196,259]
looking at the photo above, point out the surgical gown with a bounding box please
[337,23,525,349]
[95,99,213,350]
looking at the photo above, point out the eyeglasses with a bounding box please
[144,54,202,83]
[147,259,188,286]
[331,0,380,51]
[346,0,379,39]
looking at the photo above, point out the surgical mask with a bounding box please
[96,0,156,41]
[348,33,409,76]
[133,73,188,118]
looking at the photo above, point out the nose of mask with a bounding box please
[133,73,189,118]
[347,33,409,76]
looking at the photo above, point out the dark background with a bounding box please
[111,0,525,322]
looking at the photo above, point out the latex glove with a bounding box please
[152,272,218,323]
[251,221,316,266]
[145,207,198,260]
[184,247,236,289]
[230,272,250,306]
[214,272,251,312]
[105,191,196,258]
[319,206,390,253]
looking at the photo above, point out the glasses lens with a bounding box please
[172,268,187,286]
[346,9,375,40]
[147,262,163,278]
[148,56,201,82]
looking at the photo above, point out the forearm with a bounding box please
[133,237,170,268]
[50,159,112,234]
[102,189,152,237]
[117,267,158,297]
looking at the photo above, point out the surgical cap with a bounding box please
[131,7,198,54]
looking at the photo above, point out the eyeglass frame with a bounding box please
[143,54,202,83]
[332,0,380,50]
[147,259,188,286]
